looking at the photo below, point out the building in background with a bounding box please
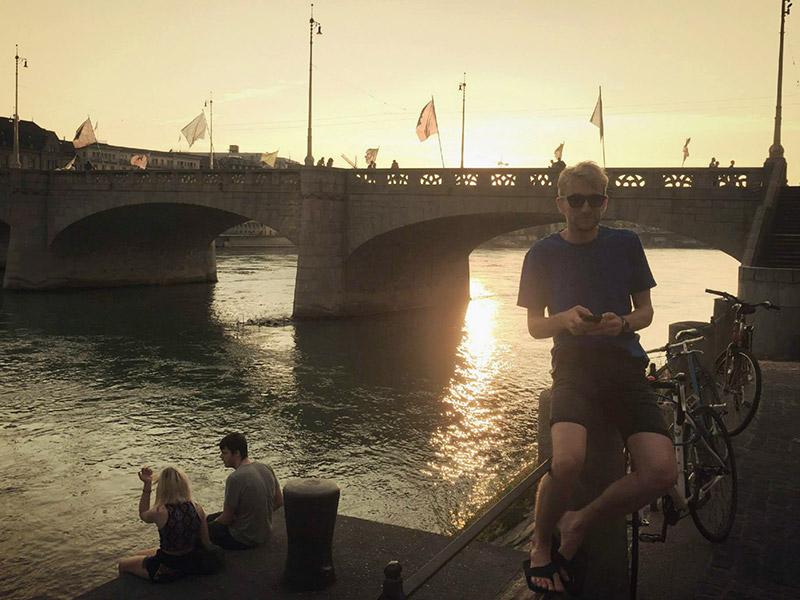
[73,142,204,171]
[0,118,74,169]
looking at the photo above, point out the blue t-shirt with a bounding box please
[517,226,656,357]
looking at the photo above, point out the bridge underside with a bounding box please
[4,203,248,289]
[294,213,554,318]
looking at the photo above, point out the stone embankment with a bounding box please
[490,361,800,600]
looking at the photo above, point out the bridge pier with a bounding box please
[0,173,231,290]
[292,169,472,318]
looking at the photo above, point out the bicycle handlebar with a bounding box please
[705,289,781,311]
[645,335,706,355]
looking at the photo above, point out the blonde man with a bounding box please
[517,161,676,595]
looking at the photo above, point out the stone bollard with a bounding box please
[538,389,631,599]
[282,478,340,592]
[377,561,408,600]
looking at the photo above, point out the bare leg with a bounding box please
[529,422,587,593]
[118,548,157,579]
[557,431,676,560]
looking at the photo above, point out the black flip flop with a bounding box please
[552,546,587,597]
[522,558,563,595]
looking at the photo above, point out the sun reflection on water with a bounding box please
[425,279,511,531]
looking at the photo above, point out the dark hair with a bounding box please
[219,432,248,459]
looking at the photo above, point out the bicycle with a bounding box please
[628,352,738,598]
[649,329,721,418]
[705,288,781,436]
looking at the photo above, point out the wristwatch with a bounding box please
[620,316,631,334]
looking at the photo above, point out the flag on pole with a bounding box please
[590,89,604,140]
[682,137,691,166]
[340,154,357,168]
[365,147,379,166]
[130,154,148,169]
[416,100,438,142]
[260,151,279,167]
[554,142,564,161]
[72,118,98,148]
[181,112,208,147]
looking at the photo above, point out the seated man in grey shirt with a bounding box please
[207,432,283,549]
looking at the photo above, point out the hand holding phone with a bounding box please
[580,313,602,323]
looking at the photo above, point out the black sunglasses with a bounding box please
[566,193,606,209]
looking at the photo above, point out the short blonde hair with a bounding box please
[557,161,608,197]
[154,466,193,506]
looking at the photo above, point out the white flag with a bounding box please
[416,99,438,142]
[72,118,97,148]
[130,154,148,169]
[682,137,691,166]
[181,112,207,147]
[554,142,564,161]
[340,154,357,168]
[589,88,604,140]
[260,151,278,167]
[365,147,379,165]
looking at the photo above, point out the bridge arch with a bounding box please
[48,203,275,288]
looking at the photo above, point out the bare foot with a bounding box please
[528,541,564,593]
[556,509,586,560]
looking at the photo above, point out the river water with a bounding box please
[0,245,737,599]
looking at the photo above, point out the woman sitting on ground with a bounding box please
[118,466,219,582]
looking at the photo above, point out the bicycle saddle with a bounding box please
[675,328,699,341]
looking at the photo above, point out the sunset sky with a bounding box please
[2,0,798,178]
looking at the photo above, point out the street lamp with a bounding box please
[11,44,28,169]
[305,4,322,167]
[459,73,466,169]
[769,0,792,159]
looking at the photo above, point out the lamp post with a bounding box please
[305,4,322,167]
[11,44,28,169]
[459,73,466,169]
[769,0,792,159]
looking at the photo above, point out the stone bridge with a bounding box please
[0,166,767,317]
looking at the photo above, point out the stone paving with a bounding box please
[693,361,800,600]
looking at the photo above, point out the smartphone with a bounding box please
[580,313,602,323]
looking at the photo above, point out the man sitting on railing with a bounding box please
[517,161,677,595]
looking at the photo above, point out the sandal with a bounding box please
[522,558,563,595]
[552,546,587,597]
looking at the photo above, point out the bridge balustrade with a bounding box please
[44,169,302,191]
[348,167,764,198]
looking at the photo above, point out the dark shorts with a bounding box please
[550,345,670,441]
[206,512,253,550]
[143,549,202,583]
[142,546,224,583]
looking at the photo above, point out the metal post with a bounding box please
[11,44,27,169]
[459,73,466,169]
[377,561,408,600]
[209,91,214,169]
[770,0,791,159]
[305,4,321,167]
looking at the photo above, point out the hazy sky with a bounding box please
[2,1,798,177]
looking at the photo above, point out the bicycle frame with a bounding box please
[643,381,729,544]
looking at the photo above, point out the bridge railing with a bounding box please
[46,169,302,191]
[348,167,765,197]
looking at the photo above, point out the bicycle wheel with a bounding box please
[697,366,722,413]
[713,349,761,436]
[625,453,639,600]
[628,510,640,600]
[687,406,737,542]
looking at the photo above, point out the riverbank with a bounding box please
[76,361,799,599]
[491,360,800,600]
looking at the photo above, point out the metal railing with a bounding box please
[378,457,552,599]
